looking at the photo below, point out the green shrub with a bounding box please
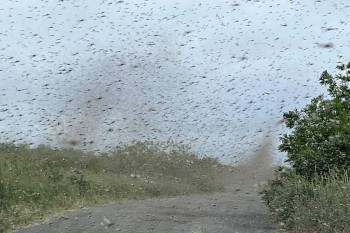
[263,62,350,232]
[279,61,350,178]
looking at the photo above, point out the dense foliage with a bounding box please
[279,62,350,177]
[263,62,350,232]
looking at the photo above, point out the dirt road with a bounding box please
[15,141,276,233]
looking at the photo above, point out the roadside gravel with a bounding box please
[15,141,276,233]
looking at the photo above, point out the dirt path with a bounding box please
[15,139,276,233]
[22,174,275,233]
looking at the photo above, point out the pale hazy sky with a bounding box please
[0,0,349,164]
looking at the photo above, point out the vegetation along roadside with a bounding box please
[263,62,350,233]
[0,141,224,232]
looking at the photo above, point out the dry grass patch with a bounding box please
[0,142,224,232]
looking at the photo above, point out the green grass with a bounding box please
[0,141,224,232]
[262,168,350,233]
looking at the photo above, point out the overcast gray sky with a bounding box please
[0,0,349,164]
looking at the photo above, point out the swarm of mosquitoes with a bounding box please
[0,0,348,163]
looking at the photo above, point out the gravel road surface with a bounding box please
[16,142,276,233]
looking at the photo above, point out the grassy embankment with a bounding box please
[262,168,350,232]
[0,142,224,232]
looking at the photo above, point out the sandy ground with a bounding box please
[15,139,276,233]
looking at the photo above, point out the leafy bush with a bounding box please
[279,62,350,178]
[263,62,350,232]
